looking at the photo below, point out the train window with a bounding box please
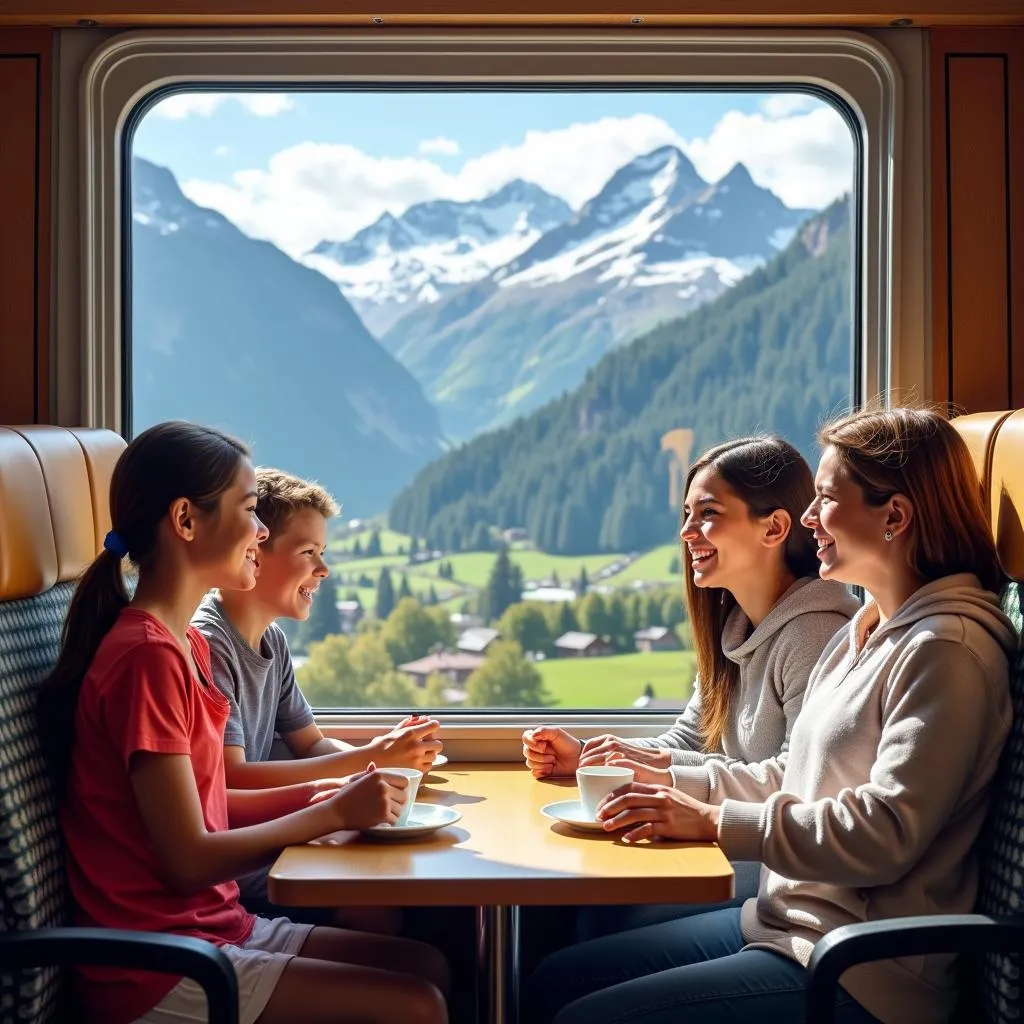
[80,32,902,728]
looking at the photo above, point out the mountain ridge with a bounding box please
[130,155,445,516]
[388,196,852,555]
[379,147,813,439]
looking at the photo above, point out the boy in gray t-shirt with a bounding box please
[193,467,442,933]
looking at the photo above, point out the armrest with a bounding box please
[0,928,238,1024]
[806,914,1024,1024]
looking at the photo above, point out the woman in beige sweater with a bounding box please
[522,437,857,936]
[529,408,1015,1024]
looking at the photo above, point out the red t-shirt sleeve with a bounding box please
[98,641,196,769]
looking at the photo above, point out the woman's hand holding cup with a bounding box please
[595,782,720,845]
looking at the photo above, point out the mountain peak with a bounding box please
[719,162,757,190]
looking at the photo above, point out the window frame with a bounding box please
[71,27,917,743]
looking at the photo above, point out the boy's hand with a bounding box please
[522,726,582,778]
[325,764,405,830]
[367,719,442,773]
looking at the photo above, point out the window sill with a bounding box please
[316,710,679,760]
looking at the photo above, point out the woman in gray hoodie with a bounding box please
[529,407,1015,1024]
[522,437,858,936]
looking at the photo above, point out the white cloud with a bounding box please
[681,105,854,209]
[418,136,460,156]
[759,93,820,118]
[177,104,853,258]
[214,145,230,157]
[456,115,682,208]
[148,92,294,120]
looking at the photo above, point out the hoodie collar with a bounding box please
[722,575,855,665]
[849,573,1016,656]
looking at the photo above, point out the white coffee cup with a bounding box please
[576,765,635,820]
[378,767,423,827]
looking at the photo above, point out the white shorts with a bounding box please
[133,916,315,1024]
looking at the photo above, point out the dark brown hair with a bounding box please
[40,420,249,789]
[683,436,819,753]
[818,406,1002,593]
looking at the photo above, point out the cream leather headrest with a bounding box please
[0,426,126,601]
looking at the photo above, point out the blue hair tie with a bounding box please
[103,530,129,558]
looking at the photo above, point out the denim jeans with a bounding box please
[575,860,763,941]
[526,907,881,1024]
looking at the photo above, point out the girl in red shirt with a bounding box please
[41,421,449,1024]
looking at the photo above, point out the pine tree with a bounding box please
[409,536,420,562]
[375,567,396,620]
[427,584,439,606]
[367,530,382,557]
[469,521,492,552]
[577,566,590,595]
[352,538,363,556]
[481,545,517,623]
[398,574,413,600]
[557,601,579,636]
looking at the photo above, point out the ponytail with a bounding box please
[40,550,129,789]
[38,420,249,793]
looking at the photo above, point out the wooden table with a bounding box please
[269,762,734,1023]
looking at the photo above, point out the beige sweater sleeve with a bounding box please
[668,622,832,802]
[717,640,1006,884]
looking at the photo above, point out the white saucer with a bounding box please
[360,803,462,840]
[431,753,448,768]
[540,800,608,833]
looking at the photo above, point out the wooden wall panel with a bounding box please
[0,30,51,424]
[931,28,1024,413]
[0,0,1023,27]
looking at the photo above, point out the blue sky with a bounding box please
[131,90,854,258]
[134,90,773,185]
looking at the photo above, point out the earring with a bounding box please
[884,530,893,542]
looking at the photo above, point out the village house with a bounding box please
[633,625,682,652]
[456,626,501,654]
[552,631,614,658]
[398,651,485,688]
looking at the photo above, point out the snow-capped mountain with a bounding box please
[381,146,813,440]
[306,180,572,335]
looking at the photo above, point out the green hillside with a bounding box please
[388,198,852,555]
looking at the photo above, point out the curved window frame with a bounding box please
[75,28,913,744]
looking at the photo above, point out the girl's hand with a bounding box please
[522,726,582,778]
[596,782,720,844]
[579,736,671,769]
[326,763,406,830]
[306,777,352,805]
[605,757,672,787]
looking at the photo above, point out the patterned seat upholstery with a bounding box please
[976,581,1024,1022]
[0,427,125,1024]
[960,410,1024,1023]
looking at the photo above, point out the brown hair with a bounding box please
[40,421,249,789]
[818,405,1002,593]
[255,468,339,548]
[684,436,819,753]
